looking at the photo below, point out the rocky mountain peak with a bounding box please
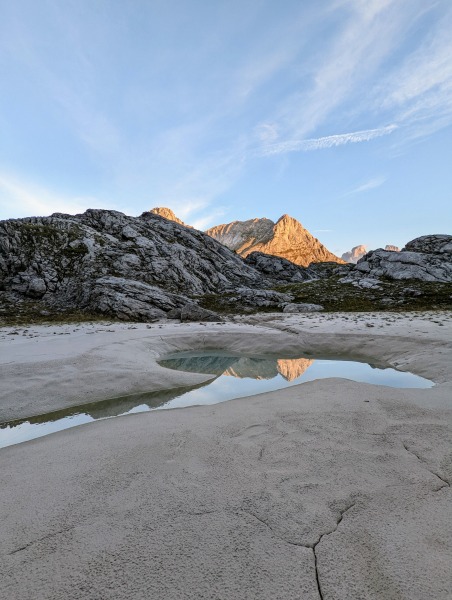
[275,213,297,225]
[342,245,368,264]
[150,207,188,227]
[206,214,343,267]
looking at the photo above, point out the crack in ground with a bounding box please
[402,442,450,489]
[240,502,356,600]
[310,503,356,600]
[8,525,75,555]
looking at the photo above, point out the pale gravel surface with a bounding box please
[0,311,451,599]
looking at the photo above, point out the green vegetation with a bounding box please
[0,294,121,326]
[199,278,452,315]
[274,278,452,312]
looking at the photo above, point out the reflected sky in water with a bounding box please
[0,353,433,449]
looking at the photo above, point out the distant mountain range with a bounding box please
[151,208,343,267]
[342,244,400,263]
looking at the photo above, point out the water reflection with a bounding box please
[0,353,433,449]
[159,354,314,381]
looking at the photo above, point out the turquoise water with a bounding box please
[0,352,433,449]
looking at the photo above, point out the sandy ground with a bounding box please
[0,311,451,599]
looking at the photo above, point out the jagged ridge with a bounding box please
[206,214,343,267]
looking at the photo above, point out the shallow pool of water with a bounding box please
[0,352,433,449]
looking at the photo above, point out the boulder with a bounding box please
[244,251,316,282]
[232,287,293,308]
[282,302,324,313]
[179,303,221,322]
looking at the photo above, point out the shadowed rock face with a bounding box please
[0,209,280,320]
[206,214,344,267]
[343,234,452,283]
[244,251,316,283]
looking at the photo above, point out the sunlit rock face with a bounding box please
[384,245,400,252]
[276,358,314,381]
[342,245,367,264]
[149,207,190,227]
[206,214,344,267]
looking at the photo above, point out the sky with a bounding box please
[0,0,451,256]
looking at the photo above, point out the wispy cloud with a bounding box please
[1,0,451,223]
[375,7,452,140]
[191,208,228,230]
[260,125,397,156]
[0,172,111,219]
[343,176,387,197]
[255,1,449,158]
[261,1,414,145]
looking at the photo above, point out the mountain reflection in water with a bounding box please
[0,353,433,449]
[159,355,314,382]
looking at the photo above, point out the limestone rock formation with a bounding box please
[282,302,324,313]
[344,234,452,283]
[244,251,316,282]
[0,210,283,321]
[149,207,189,227]
[342,245,367,264]
[206,214,343,267]
[167,303,221,322]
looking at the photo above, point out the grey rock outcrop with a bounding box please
[0,210,278,320]
[167,303,221,322]
[282,302,324,313]
[384,245,400,252]
[343,234,452,283]
[244,251,316,282]
[229,287,293,309]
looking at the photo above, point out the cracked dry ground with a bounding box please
[1,378,451,599]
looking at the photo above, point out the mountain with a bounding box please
[150,207,190,227]
[2,208,450,322]
[342,245,401,263]
[205,214,344,267]
[342,245,367,263]
[0,209,314,322]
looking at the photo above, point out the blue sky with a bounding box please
[0,0,451,256]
